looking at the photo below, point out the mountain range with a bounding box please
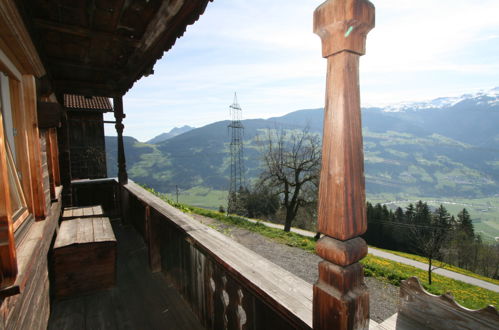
[146,125,195,144]
[107,87,499,198]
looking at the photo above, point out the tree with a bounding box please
[409,204,451,284]
[454,208,475,269]
[259,128,321,232]
[240,186,279,219]
[457,208,474,238]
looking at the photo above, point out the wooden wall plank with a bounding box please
[0,98,17,289]
[22,75,46,220]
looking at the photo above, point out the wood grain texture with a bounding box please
[48,224,204,330]
[313,1,375,329]
[22,75,46,220]
[9,78,34,214]
[53,216,116,298]
[316,236,367,266]
[0,98,17,289]
[123,180,313,329]
[314,0,375,57]
[0,0,45,76]
[67,112,107,179]
[1,191,61,329]
[398,277,499,330]
[61,205,104,220]
[48,128,61,186]
[317,52,366,240]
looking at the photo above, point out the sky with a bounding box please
[105,0,499,142]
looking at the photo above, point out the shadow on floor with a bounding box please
[48,222,204,330]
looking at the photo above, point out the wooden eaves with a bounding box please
[14,0,214,98]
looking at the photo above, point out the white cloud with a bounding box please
[113,0,499,141]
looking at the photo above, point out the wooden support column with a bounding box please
[313,1,374,329]
[113,96,128,185]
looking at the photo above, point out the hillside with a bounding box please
[105,88,499,239]
[146,125,195,144]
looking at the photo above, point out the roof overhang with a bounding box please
[15,0,213,97]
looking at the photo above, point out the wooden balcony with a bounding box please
[49,178,313,329]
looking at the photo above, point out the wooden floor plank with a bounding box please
[49,223,204,330]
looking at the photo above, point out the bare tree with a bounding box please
[259,128,321,232]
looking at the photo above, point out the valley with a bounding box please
[106,88,499,240]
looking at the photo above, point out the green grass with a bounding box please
[144,187,499,310]
[373,247,499,286]
[362,255,498,310]
[173,187,227,210]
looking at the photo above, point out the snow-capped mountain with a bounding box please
[382,87,499,112]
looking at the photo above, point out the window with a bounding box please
[0,72,29,231]
[6,142,28,230]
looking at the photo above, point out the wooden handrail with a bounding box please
[122,181,313,329]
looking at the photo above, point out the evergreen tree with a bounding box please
[394,207,405,223]
[405,203,415,223]
[457,208,474,239]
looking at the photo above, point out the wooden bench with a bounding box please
[61,205,105,220]
[53,215,116,299]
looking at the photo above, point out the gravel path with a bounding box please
[191,214,398,323]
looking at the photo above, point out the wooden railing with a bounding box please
[71,179,313,329]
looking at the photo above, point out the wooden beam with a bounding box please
[0,93,17,290]
[33,18,140,48]
[313,1,375,329]
[22,75,47,220]
[0,0,45,76]
[53,79,120,98]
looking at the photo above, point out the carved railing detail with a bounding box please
[399,277,499,330]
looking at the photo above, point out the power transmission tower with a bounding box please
[227,93,245,214]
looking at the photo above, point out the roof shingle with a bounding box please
[64,94,113,112]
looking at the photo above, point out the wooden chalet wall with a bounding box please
[0,1,62,329]
[67,111,107,180]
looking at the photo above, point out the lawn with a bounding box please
[374,247,499,286]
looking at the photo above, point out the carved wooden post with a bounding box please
[313,1,374,329]
[113,96,128,185]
